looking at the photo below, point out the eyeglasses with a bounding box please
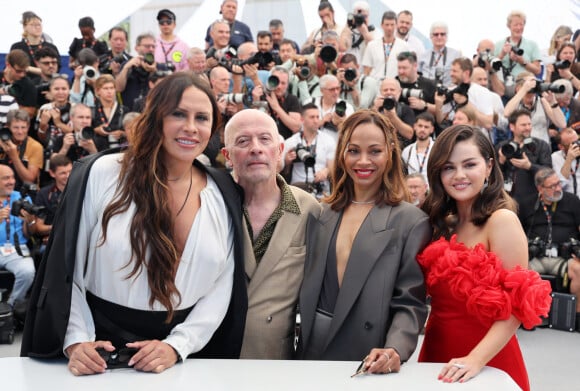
[542,182,562,190]
[324,86,341,91]
[432,32,447,37]
[39,60,58,66]
[141,44,156,49]
[27,23,42,28]
[158,19,174,26]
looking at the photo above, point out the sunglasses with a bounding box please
[159,19,174,26]
[432,32,447,37]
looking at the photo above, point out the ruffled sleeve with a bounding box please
[417,235,552,328]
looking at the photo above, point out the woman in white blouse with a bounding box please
[62,72,245,375]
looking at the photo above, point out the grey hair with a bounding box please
[534,167,557,187]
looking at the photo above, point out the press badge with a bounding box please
[1,242,15,256]
[504,179,513,193]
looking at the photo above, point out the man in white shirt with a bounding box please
[402,112,436,185]
[312,74,354,143]
[396,10,425,59]
[283,103,336,197]
[552,127,580,197]
[362,11,408,80]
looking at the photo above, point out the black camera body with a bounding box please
[511,46,524,56]
[344,68,357,82]
[477,51,503,72]
[533,80,565,94]
[528,237,546,259]
[11,183,46,219]
[501,137,535,160]
[0,127,12,143]
[334,100,347,117]
[75,126,95,144]
[436,83,470,104]
[347,11,366,29]
[559,238,580,259]
[382,97,396,111]
[295,144,316,167]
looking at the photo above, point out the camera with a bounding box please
[559,238,580,259]
[3,83,23,99]
[264,75,280,94]
[319,45,338,63]
[10,183,46,218]
[75,126,95,143]
[401,88,424,100]
[532,80,565,94]
[477,51,503,72]
[344,68,357,82]
[99,54,125,74]
[528,237,546,259]
[381,97,396,111]
[220,93,251,106]
[436,83,470,104]
[347,11,366,29]
[0,127,12,143]
[142,53,155,65]
[335,100,347,117]
[554,59,571,70]
[295,57,311,79]
[511,46,524,56]
[240,51,275,69]
[295,144,316,167]
[500,137,535,159]
[83,66,99,81]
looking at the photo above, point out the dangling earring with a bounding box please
[444,211,458,233]
[480,178,489,194]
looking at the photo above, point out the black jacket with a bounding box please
[21,149,247,359]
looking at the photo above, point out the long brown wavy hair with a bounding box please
[100,72,219,322]
[325,109,409,210]
[422,125,516,240]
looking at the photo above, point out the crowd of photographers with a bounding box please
[0,1,579,323]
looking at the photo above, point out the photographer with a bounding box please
[339,1,376,65]
[395,51,436,117]
[33,155,72,249]
[116,33,160,111]
[252,67,301,139]
[303,1,343,53]
[504,72,566,145]
[256,31,280,71]
[205,20,232,71]
[372,78,415,148]
[436,57,495,131]
[283,103,335,197]
[551,127,580,197]
[336,54,377,109]
[0,164,35,308]
[285,53,321,106]
[0,110,43,191]
[518,168,580,304]
[313,74,354,143]
[496,109,552,206]
[0,49,37,118]
[70,48,99,108]
[473,39,507,98]
[31,46,62,109]
[98,27,131,76]
[53,103,97,162]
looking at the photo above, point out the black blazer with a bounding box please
[21,149,247,359]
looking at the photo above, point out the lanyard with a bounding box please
[541,201,557,249]
[161,40,177,63]
[415,142,430,174]
[383,39,394,76]
[429,47,447,68]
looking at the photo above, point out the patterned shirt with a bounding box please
[243,175,300,263]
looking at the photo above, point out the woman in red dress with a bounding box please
[418,125,552,391]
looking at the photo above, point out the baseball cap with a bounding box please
[157,9,176,22]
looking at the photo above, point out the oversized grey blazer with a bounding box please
[297,201,431,361]
[240,186,321,359]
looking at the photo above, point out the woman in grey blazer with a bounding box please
[296,110,431,374]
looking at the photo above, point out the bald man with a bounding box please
[222,109,321,359]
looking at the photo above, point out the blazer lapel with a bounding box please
[247,211,301,297]
[324,205,394,349]
[300,208,340,349]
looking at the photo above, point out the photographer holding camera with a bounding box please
[313,74,354,143]
[336,54,377,109]
[31,47,63,109]
[518,168,580,324]
[205,20,233,71]
[98,27,131,77]
[0,164,35,308]
[504,72,566,145]
[338,1,376,65]
[54,103,97,162]
[116,33,161,112]
[71,48,99,108]
[395,51,437,117]
[372,78,415,148]
[496,109,552,206]
[0,49,37,119]
[256,31,281,71]
[286,53,322,105]
[283,103,335,197]
[551,127,580,197]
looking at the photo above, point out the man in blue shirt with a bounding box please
[205,0,253,50]
[0,164,35,307]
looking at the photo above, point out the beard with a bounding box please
[545,190,564,203]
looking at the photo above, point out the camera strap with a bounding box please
[541,201,556,251]
[429,47,447,68]
[351,31,364,49]
[506,37,522,75]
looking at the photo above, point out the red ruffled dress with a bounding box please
[417,235,552,391]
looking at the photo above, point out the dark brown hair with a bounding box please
[101,71,219,321]
[422,124,516,239]
[325,109,408,210]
